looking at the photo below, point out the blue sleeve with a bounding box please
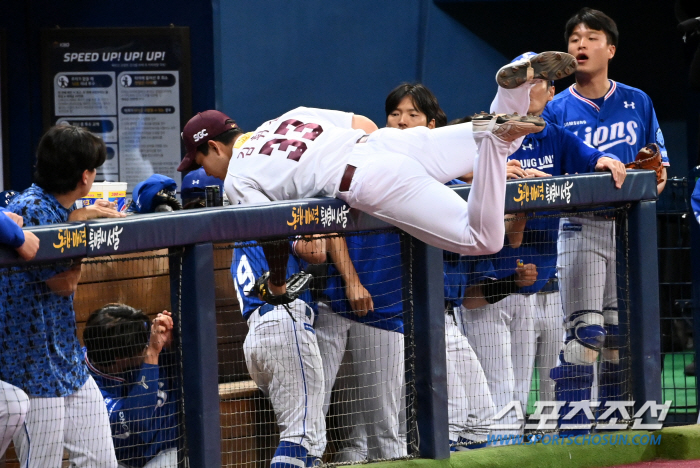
[0,208,24,249]
[102,365,162,446]
[232,246,268,318]
[541,101,559,125]
[559,127,620,174]
[647,100,669,165]
[692,182,700,225]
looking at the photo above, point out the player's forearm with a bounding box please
[462,285,489,309]
[45,265,82,296]
[504,214,526,248]
[293,236,327,264]
[657,166,668,193]
[328,236,361,287]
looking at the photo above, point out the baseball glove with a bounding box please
[252,271,312,306]
[624,143,664,185]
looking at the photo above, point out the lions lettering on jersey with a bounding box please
[542,80,669,166]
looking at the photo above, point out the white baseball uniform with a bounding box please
[0,380,29,458]
[13,376,117,468]
[234,245,326,460]
[243,300,326,458]
[314,302,406,461]
[224,107,517,255]
[459,294,536,434]
[446,311,495,444]
[532,285,565,403]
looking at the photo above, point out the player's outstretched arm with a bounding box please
[351,115,379,134]
[328,236,373,316]
[69,199,126,221]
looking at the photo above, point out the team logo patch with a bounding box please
[562,223,582,232]
[656,128,665,148]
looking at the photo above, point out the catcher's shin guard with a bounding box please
[563,310,606,365]
[550,353,594,436]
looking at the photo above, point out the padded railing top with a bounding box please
[0,171,657,264]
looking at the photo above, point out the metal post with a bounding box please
[627,200,663,423]
[178,242,222,467]
[410,240,449,459]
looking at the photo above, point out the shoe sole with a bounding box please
[471,112,546,127]
[497,51,577,89]
[470,112,545,141]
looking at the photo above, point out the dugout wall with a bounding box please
[0,171,660,467]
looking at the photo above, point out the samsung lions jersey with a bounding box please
[542,80,669,166]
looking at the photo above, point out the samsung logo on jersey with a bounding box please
[520,154,554,170]
[565,120,587,127]
[573,121,638,151]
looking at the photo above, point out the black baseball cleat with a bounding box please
[496,51,577,89]
[471,112,546,142]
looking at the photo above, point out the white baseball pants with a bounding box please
[314,303,406,461]
[532,290,565,403]
[490,80,535,153]
[446,311,495,443]
[0,380,29,458]
[557,217,617,317]
[244,300,326,458]
[338,125,518,255]
[13,376,117,468]
[118,448,177,468]
[459,294,536,434]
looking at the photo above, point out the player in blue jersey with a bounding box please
[0,205,40,459]
[1,125,124,468]
[539,8,669,434]
[232,238,327,468]
[479,50,628,434]
[83,304,180,468]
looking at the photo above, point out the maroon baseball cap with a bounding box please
[178,110,238,172]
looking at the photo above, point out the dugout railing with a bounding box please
[0,170,660,467]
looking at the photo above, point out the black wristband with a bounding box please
[481,275,520,304]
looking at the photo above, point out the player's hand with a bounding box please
[16,231,40,261]
[69,200,126,221]
[523,168,551,178]
[146,310,174,363]
[3,211,23,227]
[506,159,529,179]
[596,156,627,189]
[346,281,373,317]
[514,263,538,288]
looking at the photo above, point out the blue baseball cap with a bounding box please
[181,167,223,201]
[132,174,177,213]
[0,190,18,208]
